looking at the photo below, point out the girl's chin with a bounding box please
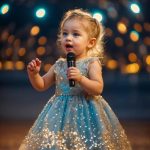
[66,50,74,54]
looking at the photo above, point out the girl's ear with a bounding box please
[87,38,96,49]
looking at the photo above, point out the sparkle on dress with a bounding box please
[19,57,132,150]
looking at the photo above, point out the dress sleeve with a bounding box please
[87,57,102,71]
[53,60,57,74]
[53,58,65,74]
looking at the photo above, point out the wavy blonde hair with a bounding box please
[57,9,105,60]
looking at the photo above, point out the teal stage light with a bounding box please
[35,8,46,18]
[92,12,104,22]
[130,3,141,14]
[0,3,10,15]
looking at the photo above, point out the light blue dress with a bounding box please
[19,57,132,150]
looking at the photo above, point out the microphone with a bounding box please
[67,52,76,87]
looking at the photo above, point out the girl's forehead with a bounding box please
[67,17,89,23]
[62,18,89,30]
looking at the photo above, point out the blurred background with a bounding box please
[0,0,150,149]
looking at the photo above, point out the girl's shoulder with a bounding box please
[76,57,102,72]
[87,57,100,63]
[77,57,101,65]
[53,58,66,73]
[55,57,66,65]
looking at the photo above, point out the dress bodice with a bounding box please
[54,57,99,96]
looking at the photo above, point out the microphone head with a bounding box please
[67,52,75,61]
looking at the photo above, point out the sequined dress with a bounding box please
[19,57,132,150]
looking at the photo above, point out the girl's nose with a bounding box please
[66,34,72,41]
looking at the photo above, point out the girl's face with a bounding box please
[60,18,92,60]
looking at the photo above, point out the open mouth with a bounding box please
[65,44,73,51]
[65,44,73,48]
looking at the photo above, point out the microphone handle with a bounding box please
[68,60,76,87]
[68,60,75,67]
[69,79,75,87]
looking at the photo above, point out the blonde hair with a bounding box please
[57,9,105,60]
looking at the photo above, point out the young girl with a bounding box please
[19,9,132,150]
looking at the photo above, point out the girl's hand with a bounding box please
[67,67,82,82]
[27,58,41,75]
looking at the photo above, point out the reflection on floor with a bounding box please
[0,120,150,150]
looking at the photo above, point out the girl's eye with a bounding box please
[73,33,80,37]
[62,32,68,36]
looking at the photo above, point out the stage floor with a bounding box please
[0,120,150,150]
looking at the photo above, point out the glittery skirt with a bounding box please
[19,94,132,150]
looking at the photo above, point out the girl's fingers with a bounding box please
[29,58,41,68]
[67,67,77,73]
[68,69,80,74]
[27,65,33,72]
[67,67,81,81]
[35,58,41,66]
[68,67,76,70]
[28,61,36,70]
[27,58,41,73]
[28,63,34,69]
[32,60,36,67]
[30,62,35,68]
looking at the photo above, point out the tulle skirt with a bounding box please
[19,94,132,150]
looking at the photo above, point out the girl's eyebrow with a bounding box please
[62,29,67,32]
[72,29,81,32]
[62,29,81,33]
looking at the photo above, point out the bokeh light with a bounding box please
[0,4,10,15]
[18,48,26,57]
[114,37,124,47]
[15,61,25,70]
[105,28,113,37]
[107,7,118,19]
[6,48,13,57]
[130,3,141,14]
[134,23,142,32]
[35,8,46,18]
[43,64,52,72]
[93,12,103,22]
[0,62,2,70]
[130,30,139,42]
[4,61,14,70]
[36,46,46,56]
[145,55,150,65]
[125,63,140,74]
[38,36,47,45]
[143,37,150,46]
[117,22,127,34]
[143,23,150,32]
[106,59,118,70]
[128,53,137,63]
[30,26,40,36]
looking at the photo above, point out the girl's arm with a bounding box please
[67,60,103,95]
[27,58,55,91]
[79,60,103,95]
